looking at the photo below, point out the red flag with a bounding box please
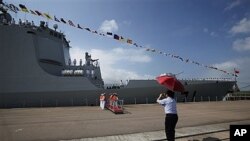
[234,69,240,74]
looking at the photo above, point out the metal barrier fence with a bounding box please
[2,95,248,108]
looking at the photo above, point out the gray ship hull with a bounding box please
[0,18,235,108]
[0,79,235,108]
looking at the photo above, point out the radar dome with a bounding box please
[53,24,58,30]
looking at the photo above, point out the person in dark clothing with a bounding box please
[157,90,178,141]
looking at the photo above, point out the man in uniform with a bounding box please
[99,93,106,110]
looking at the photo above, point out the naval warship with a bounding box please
[0,6,236,108]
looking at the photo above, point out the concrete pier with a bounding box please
[0,101,250,141]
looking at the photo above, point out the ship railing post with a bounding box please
[85,98,88,106]
[185,97,187,103]
[56,99,58,107]
[121,100,124,106]
[146,97,148,104]
[194,97,195,102]
[208,96,210,102]
[71,99,74,106]
[175,97,178,102]
[40,99,43,107]
[96,99,98,106]
[134,98,136,104]
[201,96,203,102]
[23,100,26,108]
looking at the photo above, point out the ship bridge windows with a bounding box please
[61,69,84,76]
[49,30,62,39]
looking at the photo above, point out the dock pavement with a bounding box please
[0,101,250,141]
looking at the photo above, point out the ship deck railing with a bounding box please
[224,91,250,101]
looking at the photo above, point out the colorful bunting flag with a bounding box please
[99,33,105,36]
[6,3,19,13]
[77,24,83,29]
[60,18,67,24]
[68,20,75,27]
[43,13,52,20]
[133,43,138,47]
[19,4,29,13]
[114,34,120,40]
[54,16,60,22]
[127,39,132,44]
[85,28,91,31]
[8,1,237,77]
[120,36,126,42]
[107,32,112,36]
[234,68,240,74]
[30,10,37,15]
[35,10,43,16]
[179,57,183,61]
[92,30,98,34]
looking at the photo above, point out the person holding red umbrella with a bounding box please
[157,90,178,141]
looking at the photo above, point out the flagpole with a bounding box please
[234,68,236,82]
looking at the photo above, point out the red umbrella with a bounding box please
[156,75,185,93]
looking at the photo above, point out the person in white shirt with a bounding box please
[99,93,106,110]
[157,90,178,141]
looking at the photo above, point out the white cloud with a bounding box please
[210,32,218,37]
[213,61,238,70]
[203,28,217,37]
[203,28,208,33]
[224,0,241,11]
[204,57,250,90]
[233,37,250,51]
[230,18,250,34]
[99,19,118,33]
[70,46,153,84]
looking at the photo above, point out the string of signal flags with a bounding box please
[2,2,240,77]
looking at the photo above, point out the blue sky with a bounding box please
[5,0,250,90]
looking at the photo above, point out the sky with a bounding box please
[5,0,250,90]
